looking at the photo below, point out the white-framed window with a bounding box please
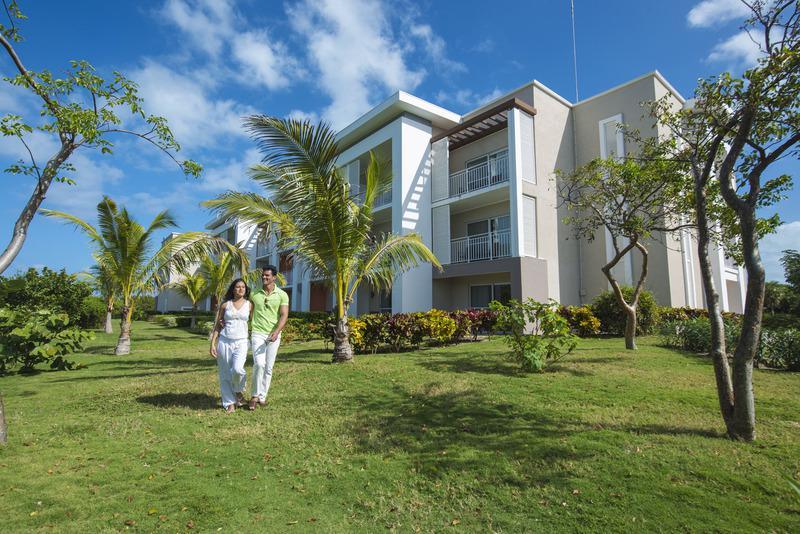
[522,195,537,257]
[470,283,512,309]
[598,114,625,160]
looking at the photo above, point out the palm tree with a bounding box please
[42,196,234,355]
[88,260,118,334]
[165,270,208,329]
[204,118,441,363]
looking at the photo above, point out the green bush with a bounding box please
[659,316,741,354]
[490,299,577,372]
[283,317,326,342]
[78,296,106,329]
[759,329,800,371]
[592,287,660,335]
[419,309,457,344]
[193,321,215,336]
[0,267,92,325]
[559,305,601,337]
[154,315,178,328]
[449,310,474,342]
[763,313,800,330]
[0,308,93,374]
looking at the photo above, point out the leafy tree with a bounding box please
[205,118,440,363]
[165,270,208,329]
[0,267,92,321]
[648,1,799,441]
[781,249,800,291]
[0,2,201,274]
[558,140,689,349]
[764,281,796,314]
[41,197,234,355]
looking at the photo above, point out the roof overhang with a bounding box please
[431,98,537,151]
[335,91,461,151]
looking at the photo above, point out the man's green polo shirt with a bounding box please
[250,285,289,334]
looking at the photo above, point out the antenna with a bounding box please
[571,0,579,101]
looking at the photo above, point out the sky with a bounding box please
[1,0,798,282]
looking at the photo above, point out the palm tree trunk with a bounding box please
[115,305,133,355]
[104,297,114,334]
[332,313,354,363]
[0,393,7,446]
[191,304,197,330]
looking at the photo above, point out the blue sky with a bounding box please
[1,0,797,281]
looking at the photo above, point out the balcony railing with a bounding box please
[354,187,392,208]
[255,240,271,259]
[450,230,511,263]
[449,155,509,198]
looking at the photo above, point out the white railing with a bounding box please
[448,155,509,198]
[450,230,512,263]
[255,240,271,259]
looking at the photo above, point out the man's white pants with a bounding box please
[216,335,248,408]
[251,332,281,401]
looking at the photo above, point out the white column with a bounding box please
[392,115,433,313]
[710,244,729,311]
[431,137,450,202]
[507,108,525,257]
[432,205,451,265]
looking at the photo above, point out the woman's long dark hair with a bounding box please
[223,278,250,302]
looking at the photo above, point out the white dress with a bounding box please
[217,300,250,407]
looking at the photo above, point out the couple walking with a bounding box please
[209,266,289,413]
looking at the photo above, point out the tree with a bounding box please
[649,1,799,441]
[165,270,208,329]
[0,2,201,275]
[782,249,800,291]
[197,251,259,314]
[87,261,119,334]
[204,118,441,363]
[41,197,232,355]
[763,281,796,314]
[558,140,690,349]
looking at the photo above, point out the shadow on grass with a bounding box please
[137,392,218,410]
[346,383,592,489]
[416,356,524,377]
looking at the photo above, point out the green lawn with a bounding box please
[1,321,799,532]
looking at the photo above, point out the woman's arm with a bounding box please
[209,302,226,357]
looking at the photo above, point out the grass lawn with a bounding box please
[1,321,799,532]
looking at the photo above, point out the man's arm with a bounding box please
[271,304,289,342]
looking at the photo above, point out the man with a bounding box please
[248,265,289,410]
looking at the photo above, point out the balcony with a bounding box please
[451,230,511,263]
[355,187,392,208]
[449,155,509,198]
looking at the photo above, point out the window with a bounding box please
[470,283,512,308]
[379,291,392,313]
[599,114,624,160]
[522,196,537,257]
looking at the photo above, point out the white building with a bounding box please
[157,71,746,315]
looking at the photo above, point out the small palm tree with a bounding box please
[42,196,233,355]
[166,270,208,329]
[88,260,119,334]
[204,117,441,363]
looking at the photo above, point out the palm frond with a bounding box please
[39,209,104,246]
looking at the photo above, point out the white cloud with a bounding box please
[42,152,125,219]
[287,109,321,124]
[408,24,466,75]
[436,87,505,110]
[707,30,764,66]
[287,0,425,128]
[196,147,262,193]
[130,60,255,150]
[687,0,751,28]
[231,31,301,90]
[161,0,299,92]
[761,221,800,282]
[473,38,495,53]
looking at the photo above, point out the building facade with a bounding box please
[157,71,746,315]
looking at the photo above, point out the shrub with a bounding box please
[490,299,577,372]
[419,309,456,344]
[360,313,389,353]
[659,316,741,355]
[759,329,800,371]
[154,315,178,328]
[283,317,326,342]
[559,305,600,337]
[385,313,425,351]
[347,318,367,352]
[194,321,215,336]
[592,287,660,335]
[0,308,93,374]
[763,313,800,330]
[0,267,92,325]
[465,308,498,339]
[78,296,106,329]
[449,310,474,342]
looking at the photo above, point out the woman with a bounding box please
[210,279,254,413]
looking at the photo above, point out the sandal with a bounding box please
[248,397,258,411]
[225,404,236,414]
[235,393,246,407]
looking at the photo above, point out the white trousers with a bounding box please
[217,335,248,408]
[251,332,281,401]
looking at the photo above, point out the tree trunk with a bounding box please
[104,298,114,334]
[0,393,7,446]
[191,305,197,330]
[332,314,354,363]
[728,213,764,441]
[624,307,637,350]
[694,181,735,433]
[115,306,133,355]
[0,143,74,275]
